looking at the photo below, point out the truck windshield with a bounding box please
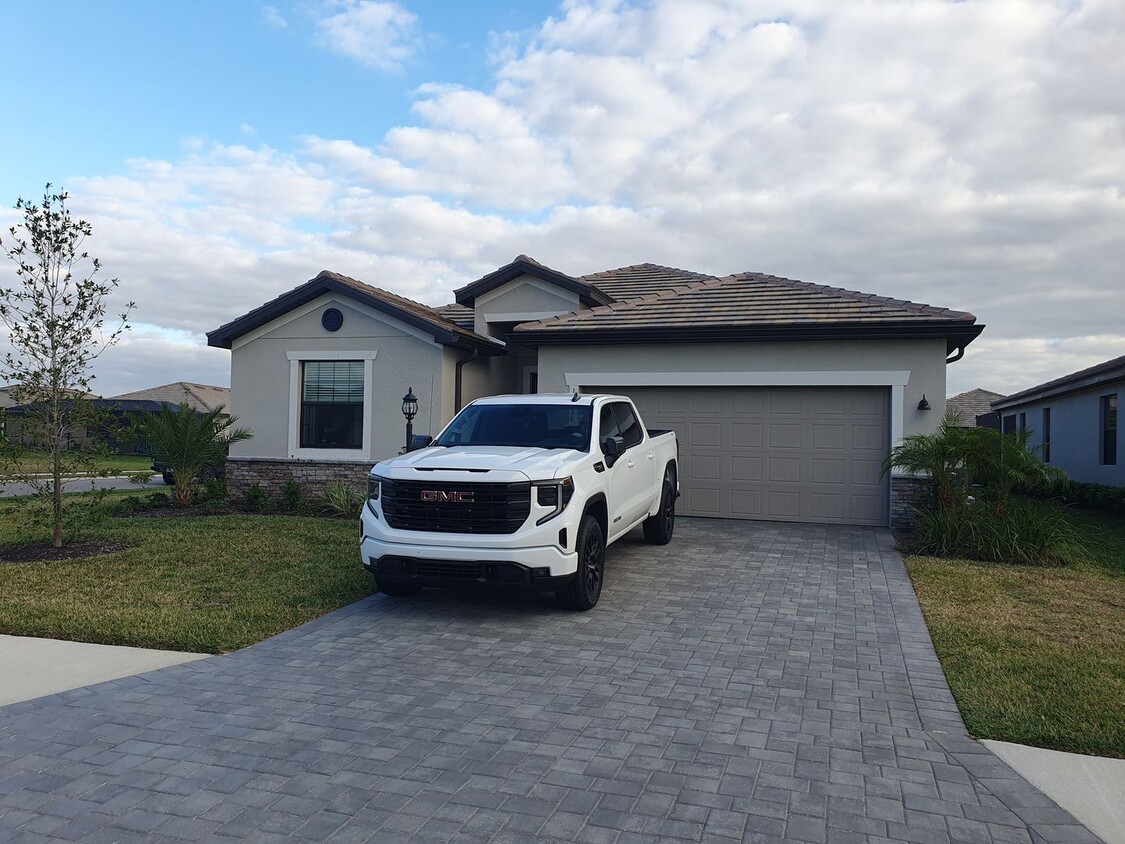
[434,404,593,450]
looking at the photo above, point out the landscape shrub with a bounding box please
[144,492,171,509]
[240,483,272,512]
[281,479,303,512]
[321,482,364,518]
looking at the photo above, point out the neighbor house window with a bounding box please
[300,360,363,449]
[1042,407,1051,463]
[1003,415,1016,434]
[1018,412,1026,431]
[1101,394,1117,466]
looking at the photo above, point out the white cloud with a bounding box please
[262,5,287,29]
[314,0,418,71]
[6,0,1120,399]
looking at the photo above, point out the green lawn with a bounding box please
[0,496,372,653]
[906,505,1125,757]
[1,450,155,476]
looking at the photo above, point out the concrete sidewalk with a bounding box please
[985,740,1125,844]
[0,634,209,706]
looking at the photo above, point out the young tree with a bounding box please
[136,404,252,506]
[0,185,133,546]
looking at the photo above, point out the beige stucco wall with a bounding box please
[536,339,950,439]
[228,295,445,464]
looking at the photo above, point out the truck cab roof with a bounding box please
[468,393,623,407]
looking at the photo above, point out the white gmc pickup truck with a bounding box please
[360,394,679,610]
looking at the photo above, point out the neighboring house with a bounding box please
[97,383,230,454]
[0,385,97,448]
[992,355,1123,486]
[207,256,984,528]
[946,388,1006,428]
[107,382,230,413]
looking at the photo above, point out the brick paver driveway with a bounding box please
[0,520,1100,843]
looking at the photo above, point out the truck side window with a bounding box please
[600,405,621,442]
[612,402,643,449]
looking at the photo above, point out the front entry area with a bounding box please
[587,385,891,526]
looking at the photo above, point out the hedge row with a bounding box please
[1018,477,1125,515]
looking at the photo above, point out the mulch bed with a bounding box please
[0,541,131,564]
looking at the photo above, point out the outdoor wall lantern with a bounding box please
[402,387,419,450]
[917,394,932,411]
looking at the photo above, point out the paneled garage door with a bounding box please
[588,386,890,526]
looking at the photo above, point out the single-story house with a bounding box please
[207,256,984,528]
[992,354,1122,486]
[946,388,1006,428]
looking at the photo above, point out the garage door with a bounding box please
[587,386,890,526]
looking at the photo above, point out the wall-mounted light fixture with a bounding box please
[917,394,932,411]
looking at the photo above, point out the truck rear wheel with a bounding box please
[558,514,604,611]
[642,469,676,545]
[375,576,421,597]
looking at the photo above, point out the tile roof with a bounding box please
[946,388,1006,426]
[109,382,231,412]
[581,263,720,300]
[453,255,612,308]
[513,272,979,338]
[434,303,475,330]
[993,354,1125,410]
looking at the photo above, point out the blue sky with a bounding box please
[1,1,1123,398]
[2,1,557,199]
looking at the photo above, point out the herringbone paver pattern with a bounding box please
[0,520,1101,843]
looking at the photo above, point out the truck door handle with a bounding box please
[626,460,636,468]
[647,452,654,460]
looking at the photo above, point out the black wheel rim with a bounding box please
[583,530,603,598]
[662,482,675,532]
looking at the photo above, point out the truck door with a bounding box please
[599,403,634,541]
[611,401,656,526]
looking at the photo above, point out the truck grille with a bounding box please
[380,480,531,534]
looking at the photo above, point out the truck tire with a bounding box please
[375,577,421,597]
[558,514,605,611]
[161,470,175,485]
[642,469,676,545]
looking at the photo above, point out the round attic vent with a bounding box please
[322,307,343,332]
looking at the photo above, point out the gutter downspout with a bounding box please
[946,345,965,364]
[454,349,479,412]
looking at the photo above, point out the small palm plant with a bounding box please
[883,411,973,515]
[137,404,253,506]
[964,425,1066,518]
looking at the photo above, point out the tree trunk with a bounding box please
[52,436,63,548]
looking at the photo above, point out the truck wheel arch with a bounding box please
[583,494,608,540]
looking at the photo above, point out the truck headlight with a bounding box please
[367,475,382,500]
[534,477,574,525]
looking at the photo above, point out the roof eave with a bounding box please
[514,321,984,350]
[992,366,1125,410]
[207,275,501,353]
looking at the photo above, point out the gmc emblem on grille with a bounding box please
[420,490,475,503]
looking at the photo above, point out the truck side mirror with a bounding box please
[409,434,433,452]
[601,435,624,466]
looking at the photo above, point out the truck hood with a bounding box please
[374,446,582,481]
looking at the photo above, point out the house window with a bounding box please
[1101,394,1117,466]
[1002,415,1016,434]
[1018,412,1026,431]
[1042,408,1051,463]
[300,360,364,449]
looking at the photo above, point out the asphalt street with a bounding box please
[0,475,167,497]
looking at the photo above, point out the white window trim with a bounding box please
[565,367,911,458]
[288,351,378,460]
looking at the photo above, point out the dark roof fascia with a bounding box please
[992,364,1125,411]
[513,321,984,352]
[453,259,613,308]
[207,276,503,355]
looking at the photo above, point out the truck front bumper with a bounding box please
[360,503,581,591]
